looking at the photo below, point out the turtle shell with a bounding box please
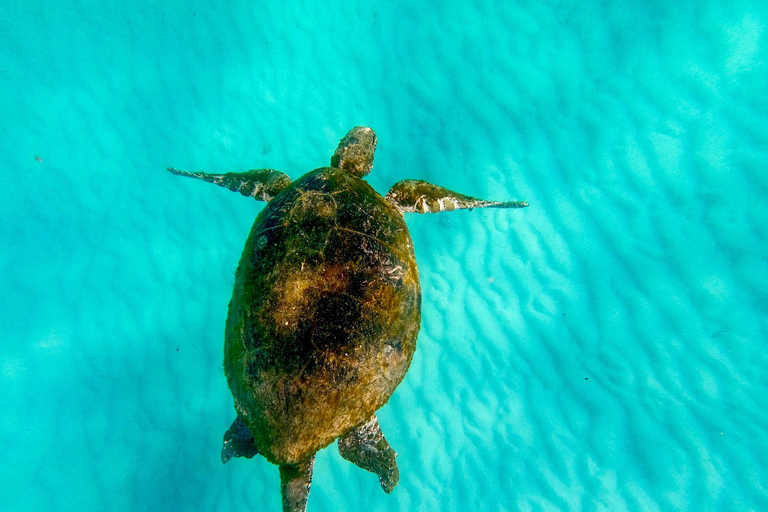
[224,166,421,464]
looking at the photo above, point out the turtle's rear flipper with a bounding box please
[221,416,259,463]
[167,167,291,202]
[385,179,528,213]
[279,456,315,512]
[338,415,399,493]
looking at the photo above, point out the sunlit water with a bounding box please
[2,1,767,510]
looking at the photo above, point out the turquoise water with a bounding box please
[2,0,767,510]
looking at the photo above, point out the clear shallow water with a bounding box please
[2,1,767,510]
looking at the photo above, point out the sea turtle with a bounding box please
[167,127,528,512]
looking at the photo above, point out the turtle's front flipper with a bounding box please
[221,415,259,463]
[338,415,399,493]
[385,179,528,214]
[279,456,315,512]
[167,167,291,202]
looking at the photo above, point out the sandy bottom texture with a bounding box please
[1,1,767,511]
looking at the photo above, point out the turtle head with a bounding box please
[330,126,377,177]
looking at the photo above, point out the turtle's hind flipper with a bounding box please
[385,179,528,214]
[279,456,315,512]
[338,415,399,493]
[167,167,291,202]
[221,415,259,463]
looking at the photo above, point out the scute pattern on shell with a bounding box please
[224,166,421,464]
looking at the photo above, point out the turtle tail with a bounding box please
[279,456,315,512]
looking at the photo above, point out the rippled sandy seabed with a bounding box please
[2,0,767,511]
